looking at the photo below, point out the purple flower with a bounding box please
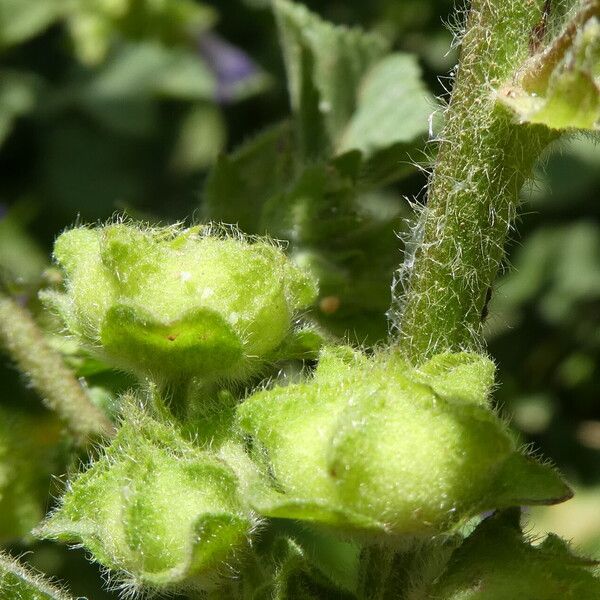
[198,32,262,104]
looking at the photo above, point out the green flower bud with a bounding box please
[238,348,571,537]
[42,223,316,381]
[429,509,600,599]
[35,406,258,594]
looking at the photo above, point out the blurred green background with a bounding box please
[0,1,598,597]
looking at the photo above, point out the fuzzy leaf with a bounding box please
[35,408,256,593]
[430,510,600,599]
[101,305,244,378]
[413,352,496,406]
[0,70,42,147]
[0,552,74,600]
[273,0,388,157]
[203,121,296,233]
[337,53,434,183]
[0,0,63,49]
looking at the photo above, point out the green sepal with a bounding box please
[34,406,257,593]
[488,453,573,508]
[266,325,327,363]
[238,348,571,538]
[249,490,387,535]
[429,509,600,599]
[0,551,74,600]
[101,304,244,379]
[414,351,496,406]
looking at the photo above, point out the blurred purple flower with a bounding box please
[198,32,261,104]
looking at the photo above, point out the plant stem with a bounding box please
[357,540,457,600]
[394,0,559,362]
[358,545,395,600]
[0,292,114,445]
[0,550,74,600]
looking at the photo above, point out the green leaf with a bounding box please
[35,406,256,593]
[429,510,600,599]
[259,538,356,600]
[0,70,43,147]
[273,0,389,157]
[0,551,74,600]
[337,53,434,183]
[170,103,226,172]
[203,121,296,232]
[83,42,216,102]
[257,152,404,330]
[204,128,409,342]
[498,14,600,131]
[75,42,216,135]
[278,523,360,594]
[0,205,48,286]
[66,0,216,65]
[0,0,63,49]
[0,407,60,542]
[491,222,600,328]
[38,118,148,218]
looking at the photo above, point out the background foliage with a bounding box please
[0,0,599,597]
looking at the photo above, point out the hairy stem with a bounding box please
[0,292,114,445]
[358,545,395,600]
[0,550,73,599]
[395,0,559,362]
